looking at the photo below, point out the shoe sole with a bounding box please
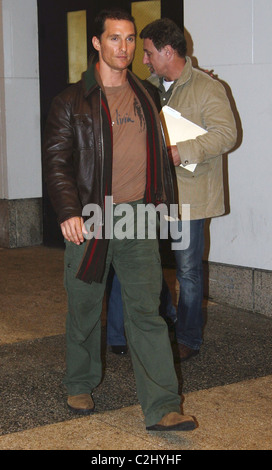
[67,404,95,415]
[146,420,197,432]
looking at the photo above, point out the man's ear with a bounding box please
[92,36,100,51]
[164,45,173,58]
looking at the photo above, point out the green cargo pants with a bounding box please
[63,201,181,427]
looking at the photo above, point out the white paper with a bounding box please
[160,105,207,172]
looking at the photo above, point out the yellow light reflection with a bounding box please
[132,1,161,79]
[67,10,88,83]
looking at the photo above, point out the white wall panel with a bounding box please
[0,0,42,199]
[5,78,42,199]
[184,0,253,66]
[253,0,272,64]
[2,0,39,78]
[184,0,272,270]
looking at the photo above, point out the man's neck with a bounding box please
[163,57,186,82]
[97,62,128,87]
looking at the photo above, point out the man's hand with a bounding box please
[167,145,181,166]
[60,216,87,245]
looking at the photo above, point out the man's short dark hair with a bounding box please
[140,18,187,58]
[89,8,136,65]
[94,8,136,40]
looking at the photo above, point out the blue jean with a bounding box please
[107,272,177,346]
[172,219,205,350]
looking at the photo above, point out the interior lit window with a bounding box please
[67,10,88,83]
[131,1,161,79]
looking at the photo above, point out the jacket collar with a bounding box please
[174,56,193,87]
[148,55,193,90]
[82,64,139,97]
[82,63,101,96]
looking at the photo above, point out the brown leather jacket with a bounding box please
[43,65,174,226]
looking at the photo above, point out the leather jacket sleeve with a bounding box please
[43,92,83,225]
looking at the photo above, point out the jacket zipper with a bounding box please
[99,88,105,226]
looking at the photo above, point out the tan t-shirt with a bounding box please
[104,81,147,204]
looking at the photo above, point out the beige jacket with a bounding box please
[149,57,237,220]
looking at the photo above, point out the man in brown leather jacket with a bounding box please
[43,8,197,432]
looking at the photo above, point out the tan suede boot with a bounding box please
[67,394,95,415]
[146,412,197,431]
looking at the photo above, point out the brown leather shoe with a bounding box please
[146,412,197,431]
[178,344,199,362]
[67,394,95,415]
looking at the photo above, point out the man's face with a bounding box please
[93,19,136,72]
[142,38,168,77]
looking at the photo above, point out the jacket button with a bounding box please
[184,160,189,164]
